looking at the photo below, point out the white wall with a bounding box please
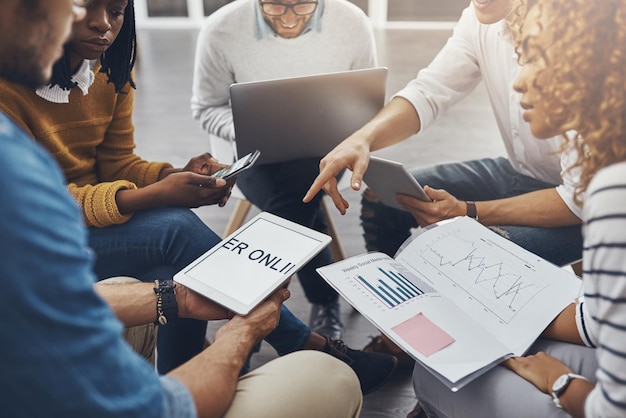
[134,0,457,30]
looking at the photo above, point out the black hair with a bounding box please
[48,0,137,94]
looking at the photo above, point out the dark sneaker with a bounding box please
[406,401,427,418]
[323,337,398,395]
[309,300,343,340]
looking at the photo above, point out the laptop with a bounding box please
[230,67,388,165]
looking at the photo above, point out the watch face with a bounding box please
[553,374,570,394]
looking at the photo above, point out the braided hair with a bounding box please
[49,0,137,93]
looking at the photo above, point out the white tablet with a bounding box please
[363,156,430,211]
[174,212,331,315]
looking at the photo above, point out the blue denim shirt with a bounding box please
[0,111,196,418]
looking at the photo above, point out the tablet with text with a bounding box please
[363,156,430,211]
[174,212,331,315]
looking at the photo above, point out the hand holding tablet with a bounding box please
[363,156,430,211]
[174,212,331,315]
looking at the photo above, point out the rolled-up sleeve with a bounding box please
[393,6,483,133]
[555,141,584,219]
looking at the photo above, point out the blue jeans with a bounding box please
[361,157,582,266]
[88,207,311,373]
[238,158,338,305]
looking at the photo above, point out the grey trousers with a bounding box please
[413,338,597,418]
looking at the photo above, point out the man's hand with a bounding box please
[396,186,466,227]
[215,288,290,346]
[166,288,290,417]
[175,282,234,321]
[303,135,371,214]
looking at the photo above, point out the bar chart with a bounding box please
[355,267,424,309]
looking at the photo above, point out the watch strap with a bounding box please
[154,279,178,325]
[465,201,478,220]
[551,373,589,408]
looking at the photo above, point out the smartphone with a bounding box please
[213,149,261,180]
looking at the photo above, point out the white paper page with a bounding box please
[395,217,582,355]
[317,253,512,386]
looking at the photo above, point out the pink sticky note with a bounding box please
[392,312,455,357]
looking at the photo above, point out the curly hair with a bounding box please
[49,0,137,94]
[507,0,535,46]
[521,0,626,204]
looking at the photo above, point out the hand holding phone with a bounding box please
[213,150,261,180]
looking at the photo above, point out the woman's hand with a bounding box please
[182,153,225,175]
[151,171,233,207]
[502,352,573,394]
[158,153,229,179]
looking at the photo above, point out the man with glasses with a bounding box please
[192,0,377,340]
[261,1,318,15]
[0,0,364,416]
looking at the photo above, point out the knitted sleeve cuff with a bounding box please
[83,181,137,228]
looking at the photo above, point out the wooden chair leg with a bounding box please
[322,199,346,262]
[571,260,583,277]
[223,199,253,237]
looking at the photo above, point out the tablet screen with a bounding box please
[176,213,330,313]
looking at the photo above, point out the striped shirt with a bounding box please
[582,162,626,417]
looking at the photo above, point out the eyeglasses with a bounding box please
[260,1,319,16]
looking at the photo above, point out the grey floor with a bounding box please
[133,26,505,417]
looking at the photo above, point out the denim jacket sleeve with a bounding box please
[0,112,196,418]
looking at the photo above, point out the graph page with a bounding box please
[317,252,512,388]
[394,216,582,355]
[316,216,582,389]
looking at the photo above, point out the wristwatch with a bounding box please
[154,279,178,325]
[551,373,589,408]
[465,201,478,220]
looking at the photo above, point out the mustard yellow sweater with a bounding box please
[0,69,171,227]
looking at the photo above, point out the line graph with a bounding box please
[418,229,546,323]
